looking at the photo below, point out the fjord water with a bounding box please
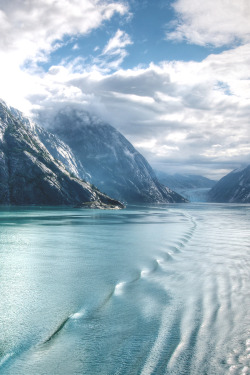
[0,205,249,375]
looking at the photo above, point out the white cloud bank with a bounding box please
[167,0,250,47]
[0,0,249,178]
[30,42,250,178]
[0,0,128,62]
[0,0,128,109]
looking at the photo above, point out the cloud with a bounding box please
[72,43,79,50]
[0,0,129,110]
[167,0,250,47]
[0,0,128,63]
[103,29,133,55]
[90,29,133,70]
[25,43,250,179]
[1,0,249,179]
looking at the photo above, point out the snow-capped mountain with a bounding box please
[37,107,187,203]
[0,100,123,207]
[208,166,250,203]
[9,105,89,181]
[156,171,216,202]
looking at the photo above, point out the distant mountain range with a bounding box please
[208,166,250,203]
[156,171,216,189]
[156,171,216,202]
[2,99,250,206]
[0,100,186,206]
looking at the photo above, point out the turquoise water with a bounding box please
[0,204,249,375]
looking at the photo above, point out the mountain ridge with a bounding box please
[38,106,187,204]
[0,100,124,208]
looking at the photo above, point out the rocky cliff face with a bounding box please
[41,107,187,204]
[208,166,250,203]
[0,100,123,208]
[9,106,89,181]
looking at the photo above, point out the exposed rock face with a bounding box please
[42,107,187,203]
[208,166,250,203]
[9,106,89,181]
[0,100,124,208]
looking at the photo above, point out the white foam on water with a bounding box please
[229,364,240,373]
[156,258,164,265]
[70,308,86,319]
[141,308,175,375]
[141,269,150,278]
[114,281,126,295]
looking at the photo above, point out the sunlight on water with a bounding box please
[0,204,249,374]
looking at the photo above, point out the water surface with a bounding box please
[0,204,249,374]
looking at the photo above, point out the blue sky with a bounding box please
[0,0,250,178]
[39,0,225,72]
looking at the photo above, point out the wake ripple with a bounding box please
[3,206,249,375]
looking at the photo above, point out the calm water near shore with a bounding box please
[0,204,249,374]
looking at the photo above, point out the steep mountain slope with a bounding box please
[208,166,250,203]
[9,106,89,181]
[0,100,123,207]
[41,107,187,203]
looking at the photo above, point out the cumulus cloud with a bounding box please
[0,0,128,110]
[0,0,128,62]
[25,43,250,179]
[0,0,250,178]
[167,0,250,47]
